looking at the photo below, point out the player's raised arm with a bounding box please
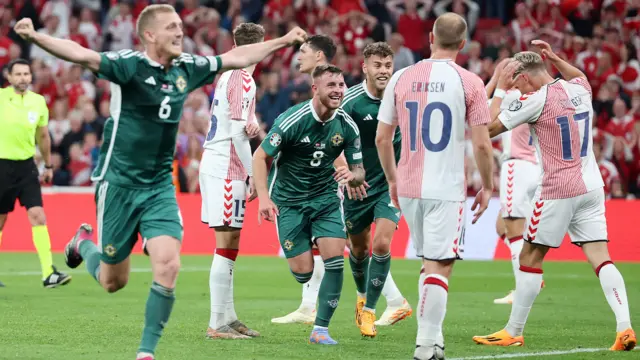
[14,18,101,72]
[219,27,307,72]
[531,40,587,82]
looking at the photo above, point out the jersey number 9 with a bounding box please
[159,96,172,119]
[405,101,452,152]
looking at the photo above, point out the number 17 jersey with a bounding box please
[378,59,490,202]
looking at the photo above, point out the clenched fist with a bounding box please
[283,27,307,46]
[14,18,36,42]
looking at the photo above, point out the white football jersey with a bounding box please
[200,69,257,181]
[498,78,603,199]
[495,90,538,164]
[378,59,490,201]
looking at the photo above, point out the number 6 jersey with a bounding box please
[378,59,490,201]
[92,50,222,187]
[498,77,603,200]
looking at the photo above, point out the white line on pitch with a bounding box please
[448,347,637,360]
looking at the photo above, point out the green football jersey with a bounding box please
[341,81,401,196]
[91,49,222,187]
[262,100,363,206]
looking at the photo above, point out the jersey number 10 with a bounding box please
[405,101,452,152]
[555,111,590,161]
[206,99,220,141]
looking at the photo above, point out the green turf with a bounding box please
[0,254,637,360]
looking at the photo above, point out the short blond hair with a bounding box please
[233,23,265,46]
[433,13,467,50]
[513,51,546,77]
[136,4,176,43]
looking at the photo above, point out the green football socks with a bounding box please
[138,281,175,355]
[365,252,391,311]
[315,256,344,327]
[78,240,101,283]
[348,252,369,296]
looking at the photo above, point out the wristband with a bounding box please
[44,164,53,169]
[493,88,507,99]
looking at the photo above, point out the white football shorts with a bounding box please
[525,187,608,248]
[399,197,465,260]
[500,159,540,218]
[199,173,247,228]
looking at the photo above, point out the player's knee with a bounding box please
[102,275,129,293]
[156,256,181,281]
[349,241,369,258]
[372,237,391,255]
[26,207,46,226]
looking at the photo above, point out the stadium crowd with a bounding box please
[1,0,640,198]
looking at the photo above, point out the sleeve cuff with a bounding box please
[498,113,513,130]
[207,55,222,72]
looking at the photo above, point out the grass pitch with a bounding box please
[0,253,638,359]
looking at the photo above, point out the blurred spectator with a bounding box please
[257,71,292,131]
[388,33,415,72]
[78,8,101,51]
[50,152,71,186]
[107,2,135,51]
[59,111,86,165]
[83,131,100,170]
[68,142,92,186]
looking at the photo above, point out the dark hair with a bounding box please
[305,35,337,62]
[7,59,31,74]
[363,42,394,59]
[233,23,265,46]
[312,64,343,79]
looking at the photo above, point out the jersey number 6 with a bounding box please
[159,96,172,119]
[405,101,452,152]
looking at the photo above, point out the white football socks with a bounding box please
[416,274,448,348]
[505,265,543,337]
[597,261,632,332]
[300,255,324,312]
[382,272,405,307]
[508,236,524,283]
[209,251,236,329]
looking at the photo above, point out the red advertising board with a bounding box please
[1,193,638,262]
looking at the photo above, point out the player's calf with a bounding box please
[312,237,347,344]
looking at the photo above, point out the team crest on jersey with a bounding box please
[104,244,117,257]
[270,133,282,147]
[176,76,187,92]
[195,55,208,67]
[105,51,119,60]
[508,99,522,111]
[283,240,293,251]
[331,133,344,147]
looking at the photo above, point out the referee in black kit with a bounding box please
[0,58,70,288]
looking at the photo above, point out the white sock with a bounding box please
[209,253,234,329]
[416,274,448,347]
[418,267,426,295]
[382,272,405,307]
[597,262,632,332]
[225,261,238,324]
[300,255,324,311]
[136,352,154,359]
[505,265,543,337]
[508,236,524,282]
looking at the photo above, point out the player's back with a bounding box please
[200,69,257,181]
[388,59,488,202]
[93,50,221,187]
[520,78,603,199]
[500,90,537,164]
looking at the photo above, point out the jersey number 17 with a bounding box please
[555,111,590,161]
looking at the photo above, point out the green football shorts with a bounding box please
[344,191,401,235]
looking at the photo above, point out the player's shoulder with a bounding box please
[173,53,216,71]
[448,61,485,87]
[103,49,144,63]
[336,108,360,135]
[28,90,47,106]
[561,77,592,96]
[274,100,312,131]
[342,82,366,109]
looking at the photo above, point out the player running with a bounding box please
[253,64,365,345]
[472,41,636,351]
[485,59,543,305]
[272,35,410,327]
[199,23,264,340]
[376,13,494,360]
[339,42,411,337]
[14,6,306,359]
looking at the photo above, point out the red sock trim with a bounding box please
[424,276,449,292]
[216,248,239,261]
[312,248,321,256]
[595,260,614,277]
[508,235,524,244]
[419,267,425,275]
[519,265,543,274]
[500,234,506,241]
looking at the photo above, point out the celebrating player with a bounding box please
[199,23,264,340]
[339,42,411,337]
[253,64,365,345]
[485,59,543,305]
[271,35,336,324]
[472,42,636,351]
[376,13,494,359]
[14,5,306,359]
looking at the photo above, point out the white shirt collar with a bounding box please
[362,80,380,100]
[310,100,338,123]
